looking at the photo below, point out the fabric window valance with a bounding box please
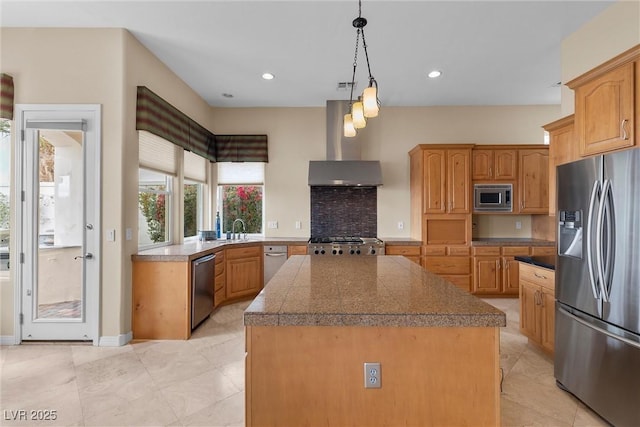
[1,73,14,120]
[214,134,269,162]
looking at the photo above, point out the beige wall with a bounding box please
[211,105,560,239]
[560,0,640,115]
[1,28,214,340]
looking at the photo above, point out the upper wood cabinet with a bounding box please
[568,45,639,157]
[518,149,549,214]
[544,115,577,216]
[422,148,471,214]
[472,149,517,181]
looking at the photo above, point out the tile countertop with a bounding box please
[472,238,555,246]
[132,237,309,262]
[515,255,556,270]
[244,256,506,328]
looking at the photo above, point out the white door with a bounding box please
[15,105,100,343]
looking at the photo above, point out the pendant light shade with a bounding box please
[352,101,366,129]
[343,113,357,137]
[362,86,379,118]
[341,0,380,137]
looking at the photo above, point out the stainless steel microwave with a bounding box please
[474,184,512,212]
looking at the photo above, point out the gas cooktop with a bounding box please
[308,236,385,256]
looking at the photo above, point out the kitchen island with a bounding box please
[244,255,506,427]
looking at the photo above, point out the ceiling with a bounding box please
[1,0,613,108]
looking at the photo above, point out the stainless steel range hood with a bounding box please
[308,100,383,186]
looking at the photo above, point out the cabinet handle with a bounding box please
[621,119,629,140]
[504,259,509,270]
[540,292,545,308]
[534,290,541,305]
[489,167,492,177]
[534,271,548,280]
[521,201,524,210]
[496,260,500,270]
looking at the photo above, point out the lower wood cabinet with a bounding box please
[472,245,538,296]
[214,250,226,308]
[287,245,308,257]
[519,262,555,353]
[226,245,263,300]
[385,244,421,264]
[423,245,471,292]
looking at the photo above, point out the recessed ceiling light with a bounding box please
[427,70,442,79]
[222,93,234,98]
[262,73,275,80]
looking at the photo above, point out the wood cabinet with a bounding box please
[385,244,421,264]
[422,148,471,214]
[226,245,263,300]
[519,262,555,353]
[518,149,549,213]
[472,245,534,295]
[544,115,576,216]
[423,245,471,292]
[568,45,639,157]
[287,245,308,257]
[214,250,226,308]
[472,149,517,181]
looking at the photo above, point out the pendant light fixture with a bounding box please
[343,0,380,137]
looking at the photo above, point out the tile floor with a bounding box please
[0,298,609,427]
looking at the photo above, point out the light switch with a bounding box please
[295,221,301,229]
[125,228,132,240]
[106,229,116,242]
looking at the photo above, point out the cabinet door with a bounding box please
[548,119,575,215]
[447,149,471,213]
[226,256,262,299]
[519,149,549,213]
[493,150,517,180]
[473,256,501,294]
[519,281,540,341]
[540,287,555,353]
[502,257,521,295]
[472,150,493,180]
[423,150,447,213]
[575,62,635,156]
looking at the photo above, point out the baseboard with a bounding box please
[0,335,17,345]
[98,331,132,347]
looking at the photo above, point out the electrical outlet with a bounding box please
[397,221,404,230]
[268,221,278,229]
[125,228,132,240]
[295,221,301,229]
[364,362,381,389]
[515,221,522,230]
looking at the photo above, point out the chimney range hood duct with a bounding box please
[308,100,383,186]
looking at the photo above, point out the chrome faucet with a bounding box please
[232,218,246,240]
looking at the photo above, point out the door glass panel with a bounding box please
[36,130,83,320]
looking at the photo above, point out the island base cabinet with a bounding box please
[246,325,500,427]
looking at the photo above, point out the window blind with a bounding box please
[218,162,265,185]
[184,149,207,183]
[139,130,177,175]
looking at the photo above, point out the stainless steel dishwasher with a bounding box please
[264,245,287,285]
[192,253,215,330]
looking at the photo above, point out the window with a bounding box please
[138,131,176,248]
[138,168,172,246]
[217,162,264,235]
[0,120,10,256]
[183,149,207,239]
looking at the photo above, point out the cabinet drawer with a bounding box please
[424,246,446,256]
[519,263,555,290]
[386,246,421,256]
[288,245,308,256]
[215,272,224,291]
[502,246,530,256]
[226,245,262,259]
[448,246,470,256]
[215,288,225,306]
[424,256,471,275]
[473,246,500,256]
[531,246,555,256]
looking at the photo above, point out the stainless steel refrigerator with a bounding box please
[556,147,640,426]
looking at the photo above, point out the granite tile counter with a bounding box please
[472,238,555,246]
[244,255,506,328]
[515,255,556,270]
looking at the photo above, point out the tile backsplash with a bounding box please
[310,187,377,237]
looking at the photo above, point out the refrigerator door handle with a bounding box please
[586,180,601,300]
[603,179,615,301]
[596,179,612,302]
[559,306,640,350]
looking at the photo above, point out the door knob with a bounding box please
[74,253,94,260]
